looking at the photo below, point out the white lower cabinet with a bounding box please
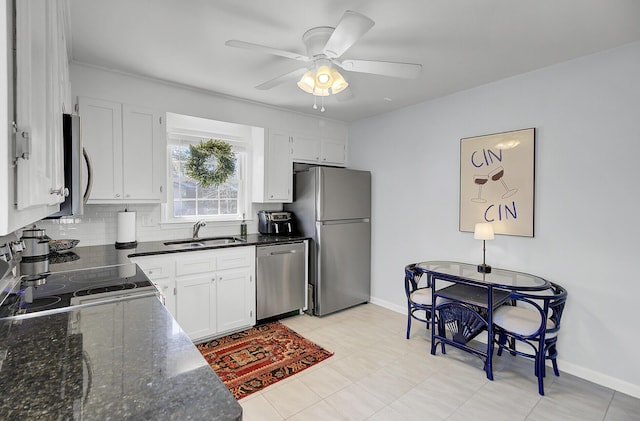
[130,255,176,317]
[131,246,256,342]
[216,268,254,333]
[176,273,217,340]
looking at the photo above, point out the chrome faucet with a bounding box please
[193,220,206,239]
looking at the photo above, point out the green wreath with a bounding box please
[185,139,236,187]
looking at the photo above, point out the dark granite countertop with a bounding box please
[0,296,242,420]
[46,234,309,273]
[0,234,309,419]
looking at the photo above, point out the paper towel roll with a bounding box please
[116,211,137,247]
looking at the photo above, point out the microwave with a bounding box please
[46,114,88,218]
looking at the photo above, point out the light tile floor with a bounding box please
[239,304,640,420]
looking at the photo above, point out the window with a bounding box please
[168,135,247,221]
[163,113,253,224]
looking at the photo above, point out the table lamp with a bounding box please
[474,222,494,273]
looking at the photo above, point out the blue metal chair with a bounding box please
[404,263,434,339]
[493,282,568,395]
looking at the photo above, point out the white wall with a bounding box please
[348,41,640,397]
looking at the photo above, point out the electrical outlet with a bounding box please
[142,216,156,227]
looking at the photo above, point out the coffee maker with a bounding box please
[257,211,295,236]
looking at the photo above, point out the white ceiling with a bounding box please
[69,0,640,122]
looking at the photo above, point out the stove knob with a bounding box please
[11,240,25,254]
[0,243,12,262]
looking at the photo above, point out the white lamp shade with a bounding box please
[297,71,315,94]
[474,222,494,240]
[313,86,330,97]
[330,68,348,94]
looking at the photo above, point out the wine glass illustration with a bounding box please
[471,174,488,203]
[489,166,518,198]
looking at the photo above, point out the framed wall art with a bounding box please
[459,128,535,237]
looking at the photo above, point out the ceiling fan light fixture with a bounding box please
[330,68,348,94]
[315,65,333,88]
[313,86,330,97]
[297,70,315,94]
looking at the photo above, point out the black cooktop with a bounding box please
[0,264,155,318]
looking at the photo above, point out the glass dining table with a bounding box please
[415,261,550,380]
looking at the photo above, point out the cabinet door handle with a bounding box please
[115,194,121,198]
[50,187,69,197]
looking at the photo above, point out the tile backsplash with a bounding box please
[37,203,280,246]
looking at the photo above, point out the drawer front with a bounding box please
[216,247,254,270]
[131,256,173,280]
[175,251,217,276]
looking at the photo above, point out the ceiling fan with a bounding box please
[225,10,422,99]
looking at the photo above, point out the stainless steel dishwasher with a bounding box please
[256,241,306,320]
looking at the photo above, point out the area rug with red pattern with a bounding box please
[196,321,333,399]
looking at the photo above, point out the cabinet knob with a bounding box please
[115,194,121,198]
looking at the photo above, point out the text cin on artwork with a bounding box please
[469,147,518,223]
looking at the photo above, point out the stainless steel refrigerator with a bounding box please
[285,166,371,316]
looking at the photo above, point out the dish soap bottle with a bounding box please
[240,213,247,236]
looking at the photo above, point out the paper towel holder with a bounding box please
[115,209,138,249]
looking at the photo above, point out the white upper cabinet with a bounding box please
[79,97,166,203]
[79,97,122,201]
[291,135,320,162]
[121,104,166,201]
[2,0,73,234]
[252,129,293,203]
[319,139,347,165]
[292,135,346,166]
[14,0,70,212]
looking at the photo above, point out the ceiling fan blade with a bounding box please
[225,40,309,62]
[339,59,422,79]
[255,67,308,90]
[323,11,375,59]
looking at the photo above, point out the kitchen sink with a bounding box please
[163,237,246,249]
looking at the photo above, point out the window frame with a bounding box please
[162,128,250,224]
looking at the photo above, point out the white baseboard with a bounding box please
[369,296,640,399]
[369,296,406,314]
[557,359,640,399]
